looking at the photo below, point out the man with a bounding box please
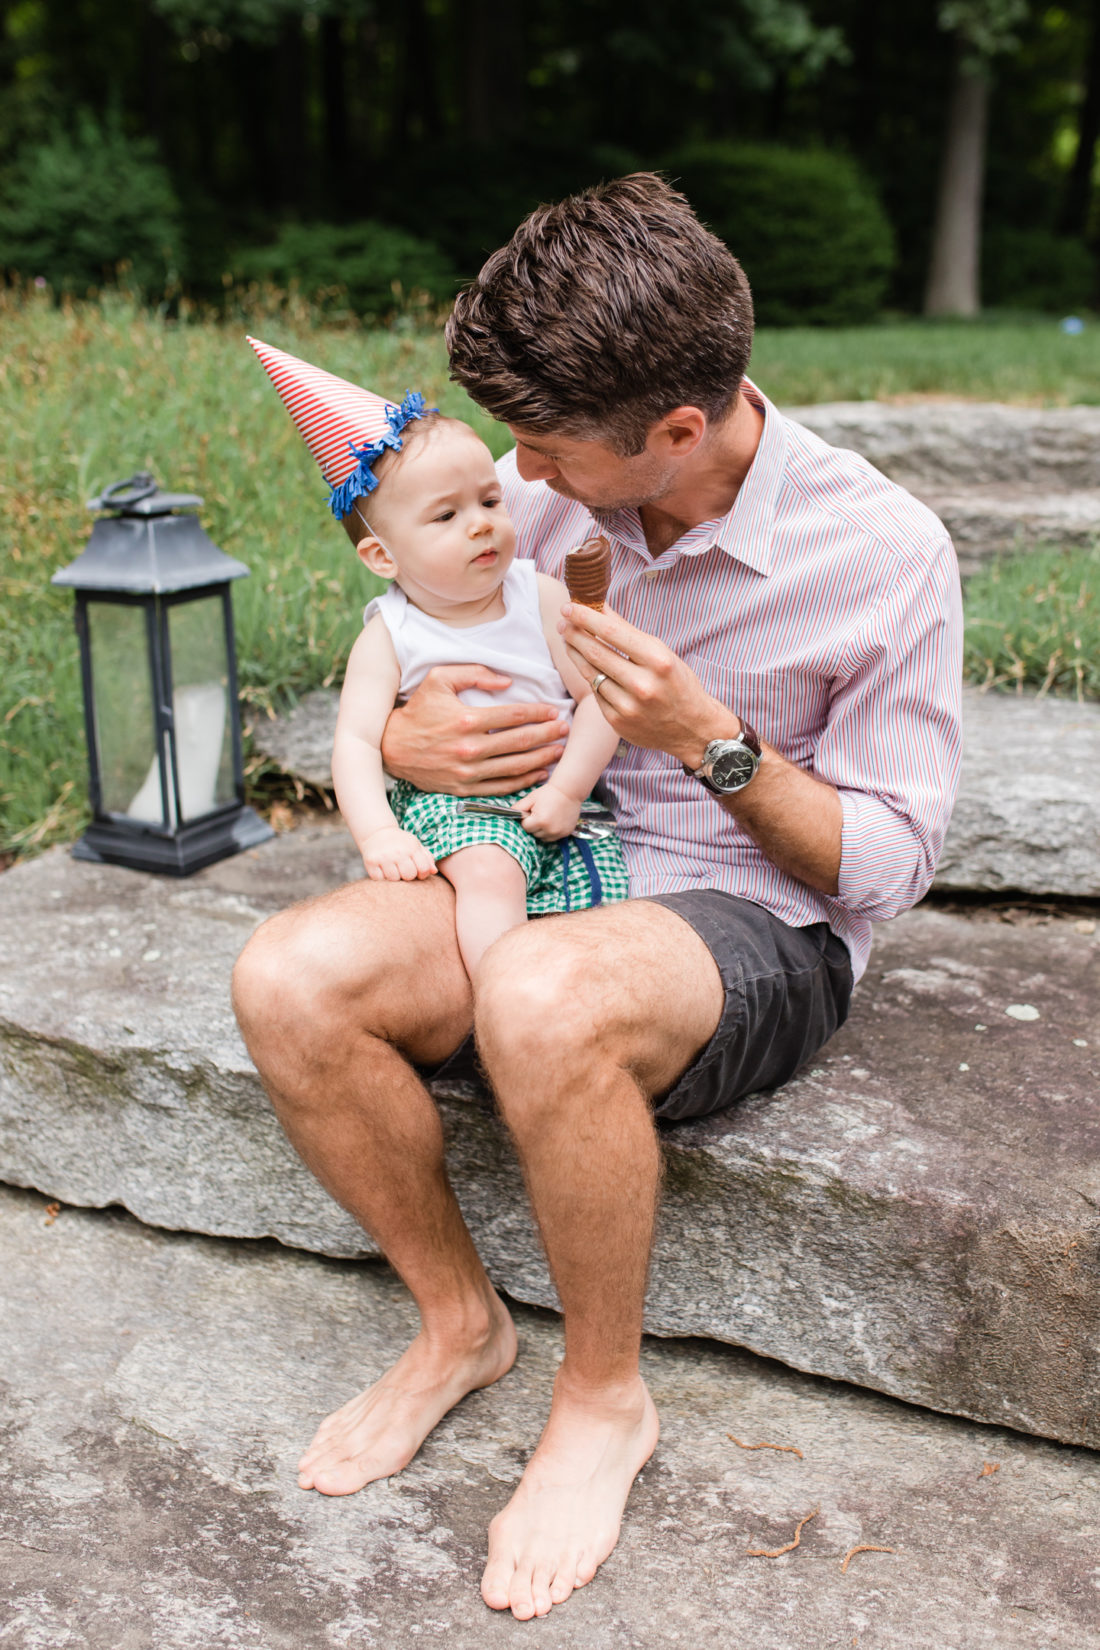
[232,173,962,1621]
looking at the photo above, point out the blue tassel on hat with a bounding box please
[328,391,431,519]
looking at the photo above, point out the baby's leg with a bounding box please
[438,844,529,979]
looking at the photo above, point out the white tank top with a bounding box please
[364,558,574,722]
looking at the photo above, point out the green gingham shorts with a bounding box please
[390,780,630,916]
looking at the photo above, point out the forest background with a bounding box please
[2,0,1100,319]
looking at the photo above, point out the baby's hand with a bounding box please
[518,783,583,841]
[361,826,437,882]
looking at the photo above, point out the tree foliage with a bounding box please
[0,0,1096,316]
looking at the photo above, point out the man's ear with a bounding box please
[650,406,707,460]
[357,535,397,578]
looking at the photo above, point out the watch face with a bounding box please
[710,745,758,790]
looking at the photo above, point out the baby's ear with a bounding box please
[357,536,396,578]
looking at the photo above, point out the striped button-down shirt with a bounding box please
[500,378,963,981]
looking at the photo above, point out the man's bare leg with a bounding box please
[231,875,517,1495]
[473,900,725,1618]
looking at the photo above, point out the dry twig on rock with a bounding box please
[841,1544,896,1573]
[746,1506,819,1558]
[727,1434,804,1459]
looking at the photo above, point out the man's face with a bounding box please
[507,424,677,513]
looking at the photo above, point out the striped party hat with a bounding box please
[246,336,430,519]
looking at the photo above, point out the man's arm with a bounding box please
[380,667,570,796]
[560,546,962,913]
[560,602,842,893]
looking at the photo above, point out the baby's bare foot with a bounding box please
[298,1298,516,1496]
[481,1372,659,1619]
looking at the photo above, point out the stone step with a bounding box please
[6,1184,1098,1649]
[783,401,1100,492]
[920,487,1100,580]
[783,403,1100,573]
[1,829,1097,1449]
[252,686,1100,900]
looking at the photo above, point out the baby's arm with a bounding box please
[518,574,621,841]
[332,616,437,880]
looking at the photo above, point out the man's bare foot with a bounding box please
[298,1295,517,1496]
[481,1370,659,1619]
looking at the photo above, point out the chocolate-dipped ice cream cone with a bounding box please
[564,535,611,611]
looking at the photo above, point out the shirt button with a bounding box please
[644,567,661,579]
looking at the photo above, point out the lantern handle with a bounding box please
[88,472,159,513]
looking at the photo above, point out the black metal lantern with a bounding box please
[52,472,273,875]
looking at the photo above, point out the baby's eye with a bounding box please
[434,509,456,522]
[483,495,502,509]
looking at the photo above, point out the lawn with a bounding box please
[2,291,1098,859]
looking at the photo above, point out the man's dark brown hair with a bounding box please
[445,172,754,457]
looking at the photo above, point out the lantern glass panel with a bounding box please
[167,596,235,821]
[86,600,160,819]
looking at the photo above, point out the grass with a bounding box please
[2,289,1098,860]
[750,314,1100,406]
[963,544,1100,701]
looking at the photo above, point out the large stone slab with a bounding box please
[252,687,1100,899]
[5,1184,1099,1650]
[784,403,1100,573]
[784,401,1100,491]
[923,486,1100,579]
[938,689,1100,895]
[1,830,1098,1448]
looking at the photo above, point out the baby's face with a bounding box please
[363,422,515,612]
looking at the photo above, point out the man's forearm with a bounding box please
[720,741,842,896]
[675,708,841,896]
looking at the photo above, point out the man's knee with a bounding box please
[232,902,346,1053]
[475,920,609,1070]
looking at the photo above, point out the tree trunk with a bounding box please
[1059,0,1100,237]
[924,46,989,317]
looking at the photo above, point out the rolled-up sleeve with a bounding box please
[817,535,963,920]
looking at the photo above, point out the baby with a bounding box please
[333,410,626,974]
[246,337,627,977]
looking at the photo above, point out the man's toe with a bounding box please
[508,1561,538,1620]
[479,1555,514,1612]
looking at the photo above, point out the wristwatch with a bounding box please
[684,722,762,794]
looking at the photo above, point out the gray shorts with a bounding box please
[423,890,853,1124]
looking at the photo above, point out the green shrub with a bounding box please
[230,221,459,320]
[661,142,895,327]
[0,112,182,297]
[981,227,1095,315]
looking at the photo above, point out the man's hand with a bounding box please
[361,826,437,883]
[518,782,583,841]
[380,666,569,797]
[560,603,732,769]
[560,601,843,895]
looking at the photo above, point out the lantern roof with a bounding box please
[51,472,251,595]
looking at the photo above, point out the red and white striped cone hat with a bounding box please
[246,335,429,520]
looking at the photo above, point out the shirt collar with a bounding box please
[593,376,787,577]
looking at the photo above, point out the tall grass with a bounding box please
[963,545,1100,700]
[3,290,1099,860]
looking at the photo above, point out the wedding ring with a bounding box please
[591,672,609,695]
